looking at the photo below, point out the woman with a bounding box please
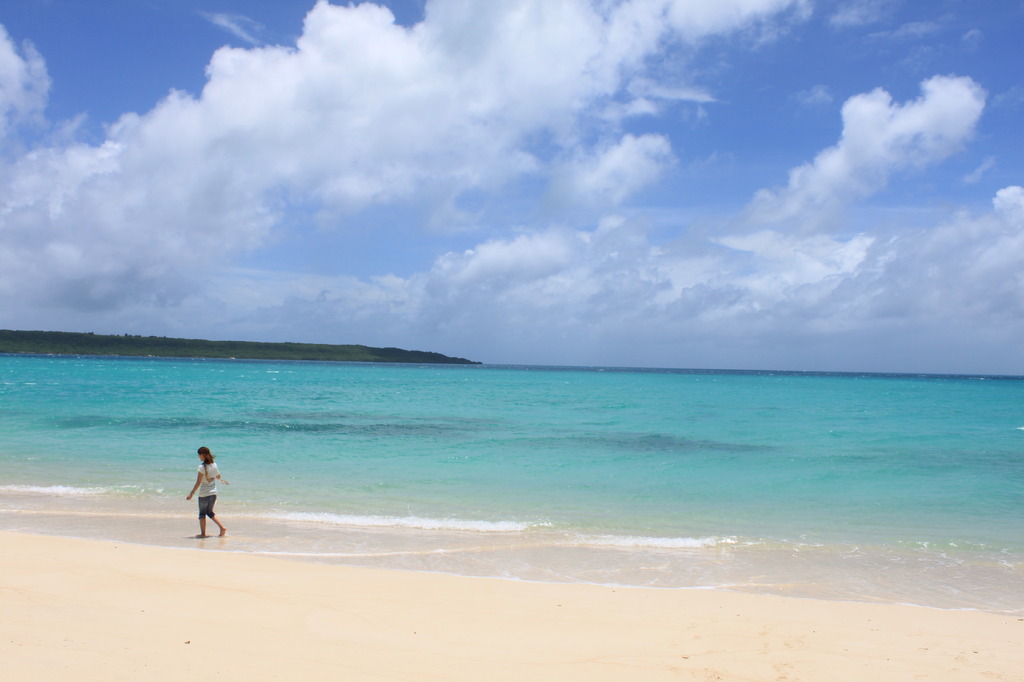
[186,446,229,537]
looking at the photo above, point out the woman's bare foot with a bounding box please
[219,528,227,537]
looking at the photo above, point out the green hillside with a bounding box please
[0,330,479,365]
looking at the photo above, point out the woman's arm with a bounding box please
[186,471,204,500]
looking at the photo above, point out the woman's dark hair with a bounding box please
[197,446,215,468]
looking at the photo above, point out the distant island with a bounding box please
[0,330,480,365]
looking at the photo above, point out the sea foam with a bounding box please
[0,484,108,496]
[575,534,738,549]
[263,511,536,533]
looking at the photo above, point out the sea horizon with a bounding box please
[7,344,1024,376]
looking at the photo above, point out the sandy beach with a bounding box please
[1,531,1020,681]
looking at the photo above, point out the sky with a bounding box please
[0,0,1022,374]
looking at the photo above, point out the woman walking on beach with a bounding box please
[186,446,229,537]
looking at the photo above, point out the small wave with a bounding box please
[576,534,738,549]
[264,511,536,533]
[252,548,454,559]
[0,484,108,496]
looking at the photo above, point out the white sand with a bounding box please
[1,531,1020,681]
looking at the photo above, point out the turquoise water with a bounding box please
[2,354,1022,612]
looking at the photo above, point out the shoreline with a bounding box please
[3,489,1022,616]
[2,529,1021,681]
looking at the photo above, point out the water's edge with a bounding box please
[3,490,1020,616]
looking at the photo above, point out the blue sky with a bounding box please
[1,0,1022,373]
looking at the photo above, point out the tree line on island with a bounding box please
[0,330,480,365]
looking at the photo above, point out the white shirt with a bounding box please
[197,462,220,497]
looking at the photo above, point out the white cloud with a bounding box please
[993,185,1024,226]
[202,13,264,45]
[1,2,1018,374]
[0,25,49,139]
[829,0,898,28]
[962,156,995,185]
[11,181,1015,373]
[664,0,811,41]
[715,230,873,299]
[749,75,985,231]
[869,20,941,41]
[627,78,716,105]
[433,230,577,290]
[551,133,675,206]
[961,28,983,50]
[188,180,1022,372]
[794,84,833,107]
[0,0,810,313]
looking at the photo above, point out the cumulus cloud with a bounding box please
[550,133,675,206]
[0,1,1017,374]
[0,0,807,313]
[0,25,49,139]
[203,178,1021,372]
[993,185,1024,225]
[748,75,985,231]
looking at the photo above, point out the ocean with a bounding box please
[1,353,1021,613]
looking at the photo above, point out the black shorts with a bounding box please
[197,494,217,519]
